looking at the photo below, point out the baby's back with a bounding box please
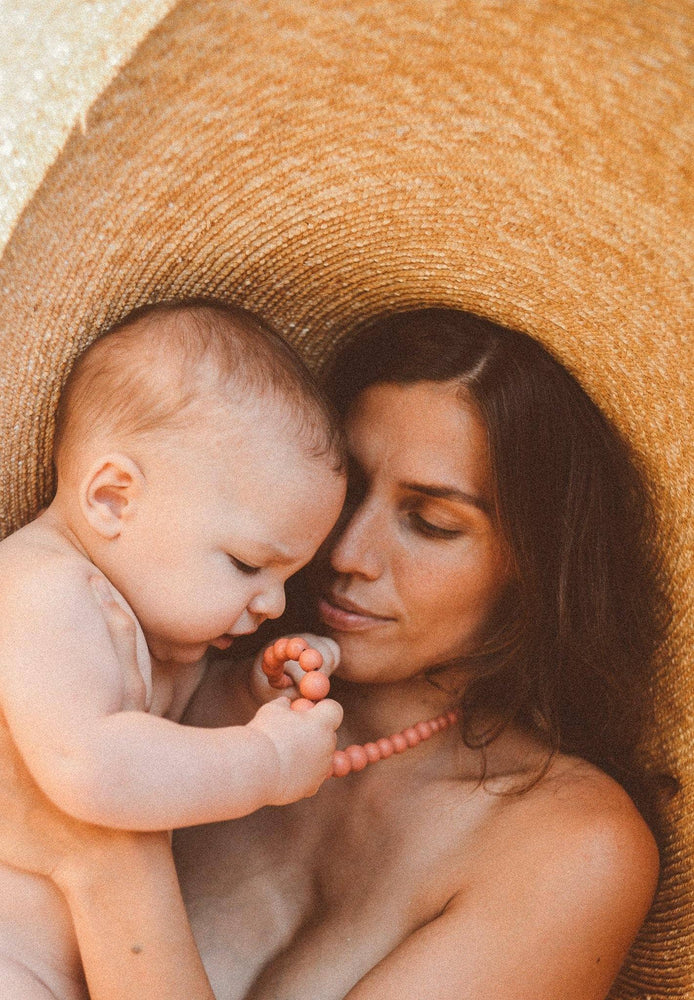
[0,520,90,996]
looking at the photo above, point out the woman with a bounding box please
[0,310,665,999]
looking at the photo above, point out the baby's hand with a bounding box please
[248,696,343,803]
[250,634,340,705]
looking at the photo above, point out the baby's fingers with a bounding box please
[312,637,341,676]
[282,635,340,679]
[307,697,343,731]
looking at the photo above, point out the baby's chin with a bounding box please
[146,636,209,666]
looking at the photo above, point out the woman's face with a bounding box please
[312,381,512,684]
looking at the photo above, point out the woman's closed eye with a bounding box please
[229,555,261,575]
[407,511,463,539]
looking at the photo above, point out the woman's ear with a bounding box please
[78,454,145,539]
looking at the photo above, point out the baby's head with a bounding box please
[53,300,346,664]
[54,300,344,482]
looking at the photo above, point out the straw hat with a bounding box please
[0,2,691,995]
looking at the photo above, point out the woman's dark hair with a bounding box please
[324,308,670,827]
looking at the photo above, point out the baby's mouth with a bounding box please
[209,623,261,650]
[209,634,235,650]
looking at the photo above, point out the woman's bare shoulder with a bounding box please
[530,753,653,851]
[466,750,659,947]
[346,756,659,999]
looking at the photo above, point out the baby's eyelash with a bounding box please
[229,555,261,575]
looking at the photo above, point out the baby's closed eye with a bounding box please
[228,555,261,575]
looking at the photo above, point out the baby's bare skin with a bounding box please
[0,384,344,999]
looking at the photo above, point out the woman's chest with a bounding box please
[174,776,492,1000]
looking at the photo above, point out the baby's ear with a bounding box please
[79,454,145,539]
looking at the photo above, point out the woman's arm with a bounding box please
[56,831,215,1000]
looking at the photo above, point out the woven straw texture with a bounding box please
[0,2,692,996]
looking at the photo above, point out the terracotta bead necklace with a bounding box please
[261,636,459,778]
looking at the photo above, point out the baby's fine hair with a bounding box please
[53,299,344,477]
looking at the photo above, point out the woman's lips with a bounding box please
[318,595,394,632]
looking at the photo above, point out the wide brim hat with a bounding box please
[1,2,692,996]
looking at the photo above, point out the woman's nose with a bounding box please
[248,582,286,621]
[329,501,384,580]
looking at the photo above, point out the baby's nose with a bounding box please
[248,583,286,621]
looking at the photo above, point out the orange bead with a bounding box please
[345,745,369,771]
[273,637,290,661]
[429,718,441,733]
[263,658,283,676]
[415,721,434,740]
[363,742,382,763]
[391,733,408,753]
[436,714,449,730]
[298,648,323,672]
[377,737,395,758]
[402,727,421,748]
[263,666,279,682]
[286,636,308,660]
[447,710,459,726]
[299,671,331,701]
[290,698,315,712]
[331,751,352,777]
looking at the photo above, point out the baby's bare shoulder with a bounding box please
[0,520,92,615]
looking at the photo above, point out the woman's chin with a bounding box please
[333,643,409,687]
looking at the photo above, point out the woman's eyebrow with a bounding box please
[404,482,491,514]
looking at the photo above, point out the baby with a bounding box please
[0,300,345,998]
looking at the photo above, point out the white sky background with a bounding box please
[0,0,176,249]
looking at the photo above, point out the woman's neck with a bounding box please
[328,673,491,785]
[329,674,548,788]
[331,672,465,745]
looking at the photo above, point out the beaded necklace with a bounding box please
[261,636,459,778]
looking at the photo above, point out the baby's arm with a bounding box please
[0,563,342,830]
[0,713,214,1000]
